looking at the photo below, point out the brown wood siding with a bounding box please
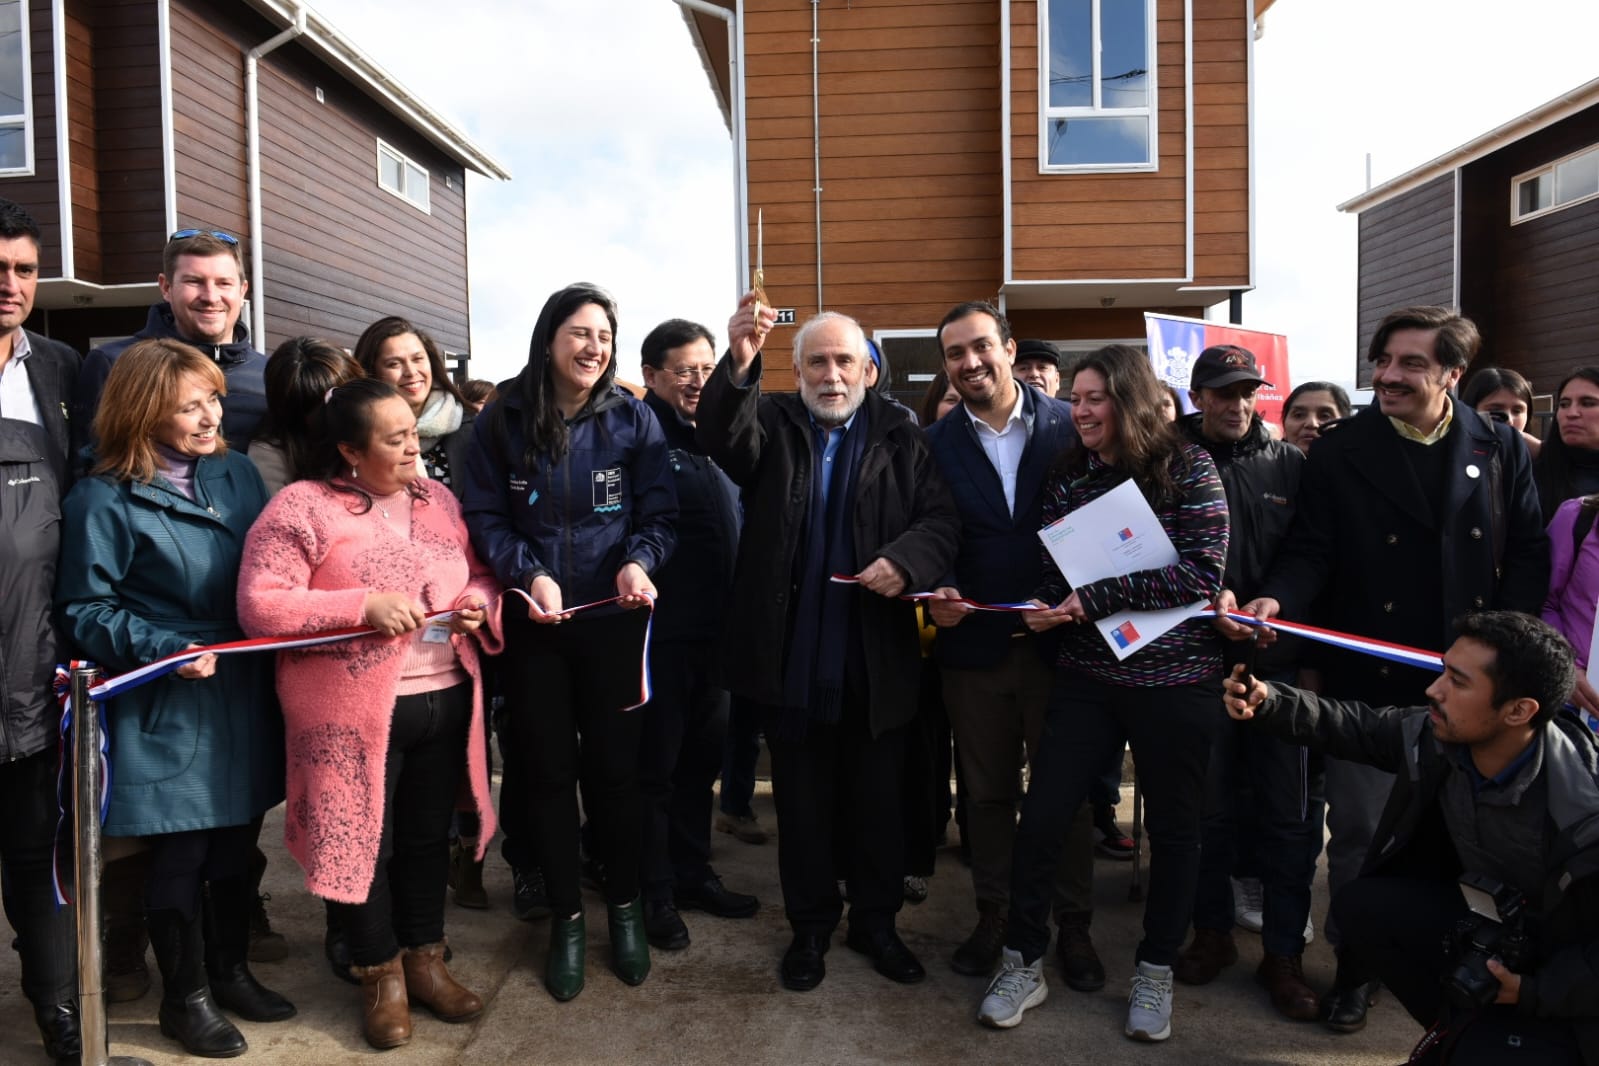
[88,0,163,284]
[742,0,1004,382]
[1010,305,1205,341]
[1008,0,1250,286]
[1,0,64,275]
[1458,106,1599,392]
[1353,173,1455,387]
[169,0,469,353]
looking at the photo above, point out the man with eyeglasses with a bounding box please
[72,229,268,461]
[632,318,760,952]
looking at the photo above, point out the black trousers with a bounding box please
[144,822,255,920]
[1007,671,1218,965]
[0,747,77,1007]
[902,657,952,880]
[764,685,906,937]
[501,609,648,915]
[1333,875,1581,1065]
[638,639,727,902]
[719,695,761,819]
[331,682,471,966]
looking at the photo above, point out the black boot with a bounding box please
[204,879,296,1022]
[32,1002,81,1066]
[148,907,247,1058]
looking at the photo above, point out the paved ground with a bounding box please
[0,780,1417,1065]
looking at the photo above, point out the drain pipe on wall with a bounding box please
[244,8,307,349]
[811,0,822,311]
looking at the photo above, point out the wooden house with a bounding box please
[677,0,1275,401]
[1339,77,1599,394]
[1,0,508,359]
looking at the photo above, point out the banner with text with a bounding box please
[1144,313,1292,427]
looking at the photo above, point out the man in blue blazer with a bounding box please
[924,303,1101,991]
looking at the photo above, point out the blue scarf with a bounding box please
[778,404,870,739]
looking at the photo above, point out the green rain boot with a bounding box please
[545,912,586,1002]
[607,897,651,987]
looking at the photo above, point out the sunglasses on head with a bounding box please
[168,228,239,246]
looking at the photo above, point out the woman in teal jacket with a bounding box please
[57,339,290,1059]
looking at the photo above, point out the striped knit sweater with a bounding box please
[1036,443,1229,686]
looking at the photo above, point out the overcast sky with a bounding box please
[309,0,1599,391]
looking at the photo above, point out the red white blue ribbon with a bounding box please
[502,588,656,709]
[828,574,1041,613]
[1207,607,1444,672]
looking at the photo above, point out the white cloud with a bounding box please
[307,0,1599,394]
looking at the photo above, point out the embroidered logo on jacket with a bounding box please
[592,468,622,512]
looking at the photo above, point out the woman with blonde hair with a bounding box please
[57,338,289,1058]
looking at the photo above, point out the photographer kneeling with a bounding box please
[1225,611,1599,1065]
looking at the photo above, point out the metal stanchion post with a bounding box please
[71,665,153,1066]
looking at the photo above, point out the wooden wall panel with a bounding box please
[89,0,163,284]
[169,0,470,353]
[741,0,1003,370]
[1353,173,1455,386]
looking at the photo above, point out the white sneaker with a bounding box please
[1232,877,1264,933]
[1125,960,1174,1042]
[977,947,1048,1029]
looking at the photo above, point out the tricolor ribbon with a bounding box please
[828,574,1041,613]
[1205,606,1444,672]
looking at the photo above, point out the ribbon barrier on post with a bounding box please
[827,574,1041,613]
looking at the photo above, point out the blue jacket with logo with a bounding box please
[461,385,678,607]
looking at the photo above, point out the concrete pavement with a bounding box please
[0,781,1418,1065]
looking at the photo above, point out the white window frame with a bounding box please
[1037,0,1159,174]
[0,0,35,177]
[1510,142,1599,225]
[376,139,430,214]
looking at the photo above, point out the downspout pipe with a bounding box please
[811,0,822,311]
[245,8,307,350]
[673,0,747,302]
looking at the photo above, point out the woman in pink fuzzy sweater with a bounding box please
[237,378,502,1050]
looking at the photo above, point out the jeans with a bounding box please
[0,748,77,1007]
[330,682,470,966]
[1007,671,1218,965]
[501,609,648,916]
[638,639,727,901]
[1333,875,1581,1065]
[1192,670,1326,955]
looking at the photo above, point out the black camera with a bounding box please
[1444,873,1535,1010]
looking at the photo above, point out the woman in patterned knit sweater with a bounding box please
[237,378,501,1051]
[977,344,1230,1044]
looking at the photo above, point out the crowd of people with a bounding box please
[3,192,1599,1065]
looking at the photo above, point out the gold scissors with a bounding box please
[751,208,768,322]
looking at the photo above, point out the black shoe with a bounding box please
[951,906,1006,976]
[780,933,829,991]
[1321,980,1377,1033]
[1055,915,1106,993]
[644,899,690,951]
[676,876,759,919]
[149,906,248,1059]
[845,927,926,985]
[33,1002,81,1066]
[324,921,356,986]
[203,879,296,1023]
[513,865,552,921]
[158,987,248,1058]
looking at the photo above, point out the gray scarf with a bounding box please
[416,389,464,450]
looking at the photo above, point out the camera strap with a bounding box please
[1407,1018,1450,1064]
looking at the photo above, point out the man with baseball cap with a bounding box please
[1175,344,1324,1021]
[1013,339,1062,398]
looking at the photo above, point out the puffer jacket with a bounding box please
[461,384,677,607]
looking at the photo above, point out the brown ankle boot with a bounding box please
[402,942,484,1022]
[351,955,411,1049]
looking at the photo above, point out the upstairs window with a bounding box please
[0,0,33,174]
[1513,143,1599,223]
[377,140,430,213]
[1039,0,1157,172]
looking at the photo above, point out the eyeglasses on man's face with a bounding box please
[664,365,717,383]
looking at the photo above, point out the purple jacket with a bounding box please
[1543,496,1599,670]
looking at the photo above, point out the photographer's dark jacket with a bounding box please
[924,384,1075,671]
[1179,412,1303,673]
[1253,684,1599,1058]
[696,353,960,737]
[1260,401,1549,705]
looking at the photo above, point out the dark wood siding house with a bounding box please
[1,0,508,359]
[677,0,1275,401]
[1340,77,1599,394]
